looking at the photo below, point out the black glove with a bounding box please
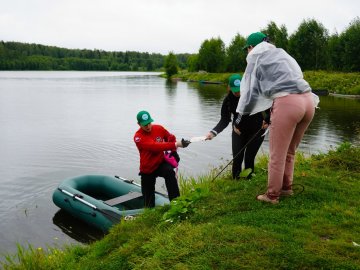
[169,151,180,163]
[181,138,191,148]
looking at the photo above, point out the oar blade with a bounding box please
[97,209,122,223]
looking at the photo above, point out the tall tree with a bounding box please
[197,37,226,72]
[226,33,247,72]
[261,22,289,50]
[175,53,191,69]
[187,54,199,72]
[327,32,342,71]
[339,17,360,71]
[288,19,329,70]
[0,41,5,59]
[164,52,178,78]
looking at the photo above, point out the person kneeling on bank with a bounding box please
[133,110,190,207]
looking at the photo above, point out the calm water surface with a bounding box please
[0,71,359,256]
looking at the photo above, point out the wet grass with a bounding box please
[2,143,360,269]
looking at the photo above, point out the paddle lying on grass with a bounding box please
[58,188,121,223]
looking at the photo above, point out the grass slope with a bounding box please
[2,143,360,269]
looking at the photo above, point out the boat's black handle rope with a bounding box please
[64,197,96,217]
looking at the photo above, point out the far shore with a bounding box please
[171,70,360,96]
[329,93,360,98]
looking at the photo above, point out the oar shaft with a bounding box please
[58,188,97,210]
[211,127,264,181]
[115,175,140,187]
[58,187,122,222]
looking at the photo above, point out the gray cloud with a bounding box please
[0,0,359,54]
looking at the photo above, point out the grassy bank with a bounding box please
[2,143,360,269]
[173,71,360,95]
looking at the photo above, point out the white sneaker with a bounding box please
[256,194,279,204]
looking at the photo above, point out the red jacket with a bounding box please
[134,124,177,174]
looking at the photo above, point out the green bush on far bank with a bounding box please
[173,70,360,95]
[174,70,231,85]
[303,71,360,95]
[2,143,360,270]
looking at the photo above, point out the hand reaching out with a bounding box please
[205,132,215,140]
[176,138,191,148]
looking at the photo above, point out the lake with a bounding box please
[0,71,359,256]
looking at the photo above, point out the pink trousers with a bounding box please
[267,92,315,199]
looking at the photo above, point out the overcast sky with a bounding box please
[0,0,359,54]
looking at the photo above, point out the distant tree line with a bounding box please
[0,41,190,71]
[187,17,360,73]
[1,17,359,73]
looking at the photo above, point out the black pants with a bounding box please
[232,129,265,179]
[140,162,180,207]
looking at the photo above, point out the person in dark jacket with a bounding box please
[205,74,268,179]
[134,110,190,207]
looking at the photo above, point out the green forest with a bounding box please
[1,18,359,72]
[0,41,190,71]
[189,18,360,73]
[0,40,191,72]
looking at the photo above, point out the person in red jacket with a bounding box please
[134,110,190,207]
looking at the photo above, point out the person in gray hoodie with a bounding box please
[234,32,319,204]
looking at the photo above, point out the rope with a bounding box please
[211,127,264,182]
[290,183,305,195]
[208,125,307,198]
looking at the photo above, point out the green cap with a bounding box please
[137,110,154,126]
[229,74,242,93]
[243,32,267,50]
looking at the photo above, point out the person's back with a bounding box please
[256,45,311,97]
[238,42,311,116]
[235,32,318,204]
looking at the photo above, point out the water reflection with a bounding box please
[305,96,360,150]
[53,210,105,244]
[165,79,177,92]
[0,71,359,254]
[191,82,227,103]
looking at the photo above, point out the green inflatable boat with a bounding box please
[52,175,169,232]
